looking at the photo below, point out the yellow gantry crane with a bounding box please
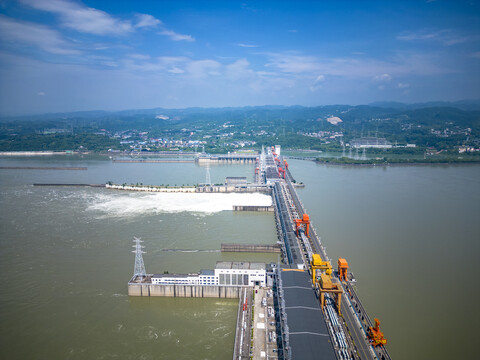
[310,254,343,314]
[312,255,388,347]
[311,254,332,280]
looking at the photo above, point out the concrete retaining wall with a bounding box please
[128,284,244,298]
[107,183,271,193]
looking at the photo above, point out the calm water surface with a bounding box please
[1,155,478,359]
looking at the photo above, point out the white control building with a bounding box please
[151,261,266,287]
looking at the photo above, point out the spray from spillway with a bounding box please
[87,192,272,217]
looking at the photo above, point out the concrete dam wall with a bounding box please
[128,284,244,298]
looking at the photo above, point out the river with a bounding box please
[0,155,478,359]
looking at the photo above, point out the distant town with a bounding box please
[1,103,479,163]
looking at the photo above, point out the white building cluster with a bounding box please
[350,137,392,149]
[151,261,266,287]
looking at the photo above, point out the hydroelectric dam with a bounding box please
[126,146,392,360]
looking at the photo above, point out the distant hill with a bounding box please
[2,100,480,121]
[369,100,480,111]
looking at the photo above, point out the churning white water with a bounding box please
[87,192,272,217]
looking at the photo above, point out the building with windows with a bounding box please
[216,261,266,287]
[151,269,218,285]
[350,137,392,149]
[225,177,248,186]
[150,262,266,287]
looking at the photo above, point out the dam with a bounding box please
[126,146,391,360]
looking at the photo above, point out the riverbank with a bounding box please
[0,151,72,156]
[1,166,87,170]
[314,156,480,166]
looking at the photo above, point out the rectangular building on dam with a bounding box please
[147,261,266,287]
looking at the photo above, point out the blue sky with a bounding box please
[0,0,479,115]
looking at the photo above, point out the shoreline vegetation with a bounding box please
[2,149,480,166]
[314,156,480,166]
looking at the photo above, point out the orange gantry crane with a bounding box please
[294,213,310,237]
[368,318,387,347]
[337,258,348,281]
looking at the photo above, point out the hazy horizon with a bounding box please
[3,98,480,118]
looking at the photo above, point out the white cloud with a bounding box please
[256,71,277,76]
[20,0,133,35]
[309,74,326,92]
[373,73,392,90]
[266,54,320,73]
[128,54,150,60]
[37,92,46,96]
[226,58,254,80]
[159,29,194,42]
[158,56,190,65]
[398,29,446,41]
[21,0,194,43]
[101,61,118,67]
[241,3,258,13]
[135,14,161,28]
[186,59,221,78]
[122,56,188,72]
[263,51,454,86]
[121,55,293,95]
[0,15,80,54]
[374,73,392,82]
[93,45,110,50]
[396,82,410,89]
[123,55,259,83]
[397,29,473,46]
[237,43,258,48]
[168,67,184,74]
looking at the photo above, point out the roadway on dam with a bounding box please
[268,151,391,360]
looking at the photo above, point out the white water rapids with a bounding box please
[87,191,272,217]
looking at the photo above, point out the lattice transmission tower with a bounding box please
[132,237,146,278]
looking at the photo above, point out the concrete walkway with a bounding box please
[252,286,278,360]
